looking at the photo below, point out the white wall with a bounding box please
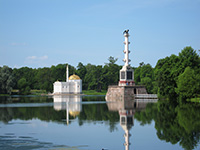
[53,80,82,94]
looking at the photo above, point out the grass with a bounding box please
[10,89,47,95]
[82,90,107,95]
[0,94,10,96]
[1,89,106,96]
[30,90,47,95]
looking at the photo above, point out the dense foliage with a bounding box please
[0,47,200,100]
[154,46,200,101]
[0,66,15,94]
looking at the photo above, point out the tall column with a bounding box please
[119,29,135,86]
[66,65,69,82]
[123,32,130,66]
[124,130,130,150]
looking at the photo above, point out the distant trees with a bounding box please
[17,78,31,95]
[175,67,200,101]
[83,56,120,92]
[0,46,199,98]
[134,62,155,93]
[0,57,121,94]
[0,66,15,94]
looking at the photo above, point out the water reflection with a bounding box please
[107,98,158,150]
[53,95,82,124]
[52,95,159,150]
[1,95,200,149]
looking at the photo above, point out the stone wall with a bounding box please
[105,85,147,102]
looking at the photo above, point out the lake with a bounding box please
[0,95,199,150]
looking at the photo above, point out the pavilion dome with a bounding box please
[69,111,80,117]
[68,74,81,80]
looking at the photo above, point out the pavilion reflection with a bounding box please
[53,95,82,124]
[106,97,158,150]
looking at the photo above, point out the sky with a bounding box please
[0,0,200,68]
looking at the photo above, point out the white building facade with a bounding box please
[53,66,82,94]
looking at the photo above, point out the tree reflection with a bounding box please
[0,96,199,149]
[135,99,200,150]
[0,96,119,131]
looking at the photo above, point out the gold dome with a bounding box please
[69,111,80,117]
[68,74,81,80]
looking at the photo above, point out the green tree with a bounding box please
[35,67,52,92]
[76,62,87,90]
[140,77,153,94]
[103,56,120,88]
[84,63,97,90]
[154,47,200,99]
[84,64,104,92]
[134,62,155,93]
[0,66,15,94]
[179,46,200,73]
[17,78,30,95]
[176,67,200,100]
[12,67,36,89]
[154,54,180,98]
[105,56,118,65]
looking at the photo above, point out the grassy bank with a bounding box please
[1,90,106,96]
[30,90,47,95]
[82,90,106,95]
[0,94,10,96]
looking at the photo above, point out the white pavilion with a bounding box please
[53,65,82,94]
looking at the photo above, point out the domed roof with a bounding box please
[69,111,80,117]
[68,74,81,80]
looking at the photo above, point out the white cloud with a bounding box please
[26,55,48,61]
[39,55,48,60]
[26,56,37,60]
[11,42,27,46]
[25,55,49,67]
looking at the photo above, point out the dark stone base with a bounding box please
[106,85,147,101]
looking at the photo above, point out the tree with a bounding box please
[12,67,36,89]
[105,56,118,66]
[140,77,153,94]
[179,46,200,72]
[84,64,104,92]
[76,62,87,90]
[76,62,87,79]
[35,67,53,92]
[140,63,153,79]
[103,56,121,88]
[154,47,200,99]
[176,67,200,100]
[17,78,30,95]
[154,54,180,98]
[134,62,155,93]
[0,66,15,94]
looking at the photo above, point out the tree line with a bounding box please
[0,46,200,100]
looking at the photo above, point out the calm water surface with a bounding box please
[0,95,199,150]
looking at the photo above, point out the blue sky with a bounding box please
[0,0,200,68]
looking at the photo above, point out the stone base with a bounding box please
[105,85,147,102]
